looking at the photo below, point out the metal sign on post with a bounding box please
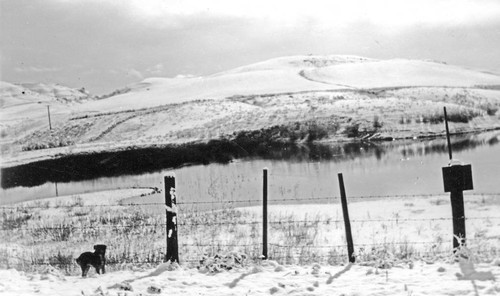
[441,107,473,251]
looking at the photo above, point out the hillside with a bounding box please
[1,55,500,167]
[0,82,96,158]
[0,82,94,108]
[76,55,374,113]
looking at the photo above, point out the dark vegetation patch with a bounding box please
[3,123,498,189]
[474,85,500,90]
[1,123,377,189]
[233,121,331,146]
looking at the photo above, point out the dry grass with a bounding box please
[2,193,499,275]
[8,86,500,155]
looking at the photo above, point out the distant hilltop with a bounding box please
[2,55,500,112]
[0,81,95,108]
[75,55,500,113]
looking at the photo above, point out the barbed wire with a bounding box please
[1,192,498,210]
[180,243,259,248]
[2,215,500,232]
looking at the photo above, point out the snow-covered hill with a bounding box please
[0,82,93,109]
[302,59,500,88]
[1,55,500,166]
[77,56,500,113]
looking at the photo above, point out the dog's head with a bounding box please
[93,244,107,255]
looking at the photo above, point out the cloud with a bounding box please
[126,69,144,80]
[4,0,500,95]
[109,68,144,80]
[52,0,500,29]
[147,63,165,75]
[14,66,62,73]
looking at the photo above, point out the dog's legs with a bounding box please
[82,265,90,277]
[79,264,85,277]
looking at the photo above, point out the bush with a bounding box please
[32,224,76,242]
[486,107,497,116]
[198,252,248,273]
[48,252,74,268]
[233,121,330,145]
[1,210,32,230]
[373,116,383,129]
[344,123,360,138]
[415,108,482,125]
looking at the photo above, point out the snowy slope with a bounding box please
[18,83,92,103]
[0,82,97,149]
[303,59,500,88]
[77,56,500,113]
[0,82,92,109]
[0,81,57,109]
[219,54,376,74]
[80,69,335,112]
[0,82,94,122]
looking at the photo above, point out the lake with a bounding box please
[1,131,499,205]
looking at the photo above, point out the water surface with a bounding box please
[1,131,498,205]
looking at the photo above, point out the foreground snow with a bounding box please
[2,190,500,295]
[1,259,498,296]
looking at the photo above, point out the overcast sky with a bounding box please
[1,0,500,95]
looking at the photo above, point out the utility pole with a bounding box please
[47,105,52,130]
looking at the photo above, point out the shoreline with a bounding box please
[4,187,158,207]
[2,126,499,170]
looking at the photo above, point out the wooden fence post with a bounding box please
[262,168,268,260]
[338,173,355,263]
[164,175,179,263]
[441,107,473,251]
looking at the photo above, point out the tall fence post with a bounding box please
[164,175,179,263]
[262,168,268,260]
[338,173,355,263]
[441,107,473,251]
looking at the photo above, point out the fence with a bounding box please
[1,176,500,273]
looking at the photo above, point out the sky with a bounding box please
[1,0,500,95]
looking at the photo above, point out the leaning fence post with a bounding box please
[338,173,355,263]
[164,175,179,263]
[262,168,268,260]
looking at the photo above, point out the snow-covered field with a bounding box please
[1,258,499,296]
[1,189,499,295]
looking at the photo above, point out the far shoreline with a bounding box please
[2,126,499,170]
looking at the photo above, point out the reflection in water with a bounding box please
[2,141,392,189]
[1,131,498,204]
[399,133,499,158]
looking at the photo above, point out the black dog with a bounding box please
[76,244,107,277]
